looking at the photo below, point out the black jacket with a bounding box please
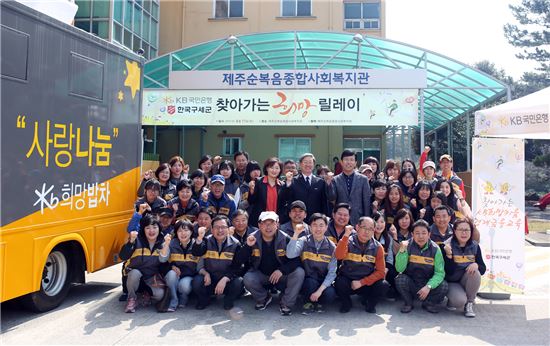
[280,174,328,222]
[238,230,302,275]
[247,177,284,227]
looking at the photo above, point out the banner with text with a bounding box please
[142,89,419,126]
[475,107,549,137]
[169,69,427,90]
[473,137,525,294]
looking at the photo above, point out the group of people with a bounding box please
[120,147,485,318]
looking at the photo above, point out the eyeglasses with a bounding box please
[213,225,229,231]
[455,228,471,233]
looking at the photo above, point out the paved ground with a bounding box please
[526,206,550,246]
[2,243,549,345]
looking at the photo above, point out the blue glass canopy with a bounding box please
[144,31,508,131]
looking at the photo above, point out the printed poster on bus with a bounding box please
[472,137,525,294]
[142,89,419,126]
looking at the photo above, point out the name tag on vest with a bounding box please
[409,254,434,265]
[453,255,475,263]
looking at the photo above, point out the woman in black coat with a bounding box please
[247,157,284,227]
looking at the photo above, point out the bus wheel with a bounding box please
[22,248,72,312]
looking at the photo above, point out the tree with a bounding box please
[504,0,550,72]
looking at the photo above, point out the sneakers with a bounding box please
[446,301,457,311]
[302,302,315,315]
[255,294,272,311]
[125,297,137,313]
[280,304,292,316]
[464,302,476,318]
[422,302,439,313]
[315,303,324,313]
[400,304,413,313]
[166,307,176,313]
[140,292,152,307]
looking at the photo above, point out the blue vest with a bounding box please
[168,238,199,277]
[249,230,289,269]
[339,235,380,280]
[446,238,479,282]
[405,240,439,285]
[123,238,164,280]
[202,235,240,277]
[300,235,335,281]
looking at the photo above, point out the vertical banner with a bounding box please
[473,137,525,294]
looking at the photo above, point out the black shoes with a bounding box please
[422,302,439,313]
[255,294,273,311]
[339,300,352,313]
[401,304,413,313]
[279,304,292,316]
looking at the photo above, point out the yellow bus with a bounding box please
[1,2,143,311]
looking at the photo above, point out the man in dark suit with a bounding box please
[327,150,371,225]
[280,153,329,222]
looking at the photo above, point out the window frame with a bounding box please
[213,0,245,18]
[222,137,243,156]
[343,1,380,30]
[343,137,381,164]
[280,0,312,17]
[278,137,312,163]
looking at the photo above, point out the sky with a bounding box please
[385,0,539,80]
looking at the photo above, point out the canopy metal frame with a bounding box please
[144,31,509,166]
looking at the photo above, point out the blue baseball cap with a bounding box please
[210,174,225,185]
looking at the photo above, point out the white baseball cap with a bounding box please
[258,211,279,222]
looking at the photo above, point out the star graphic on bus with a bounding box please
[124,60,141,99]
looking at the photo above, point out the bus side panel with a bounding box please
[0,2,142,302]
[0,168,141,301]
[93,220,131,270]
[0,243,6,300]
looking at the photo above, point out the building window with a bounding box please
[215,0,244,18]
[344,1,380,29]
[282,0,311,17]
[76,0,159,59]
[343,137,381,164]
[223,137,242,156]
[278,138,311,162]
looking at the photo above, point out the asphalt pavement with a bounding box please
[1,244,549,345]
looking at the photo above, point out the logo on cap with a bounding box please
[211,174,226,185]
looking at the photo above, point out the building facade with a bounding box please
[74,0,160,59]
[147,0,390,169]
[159,0,385,56]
